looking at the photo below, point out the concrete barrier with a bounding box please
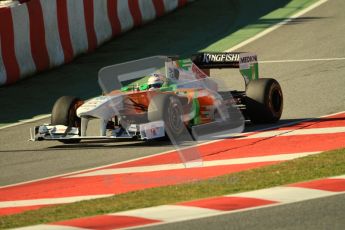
[0,0,193,86]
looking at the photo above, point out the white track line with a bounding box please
[67,152,319,177]
[115,205,220,222]
[260,57,345,64]
[330,175,345,180]
[0,114,50,130]
[245,127,345,139]
[0,194,113,209]
[16,225,84,230]
[229,187,334,203]
[227,0,329,51]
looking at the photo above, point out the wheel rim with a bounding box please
[167,99,184,134]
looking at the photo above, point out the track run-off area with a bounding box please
[1,0,345,228]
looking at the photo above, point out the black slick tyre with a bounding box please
[51,96,82,144]
[245,78,283,123]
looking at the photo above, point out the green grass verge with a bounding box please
[1,148,345,228]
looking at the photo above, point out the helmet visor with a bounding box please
[149,83,163,88]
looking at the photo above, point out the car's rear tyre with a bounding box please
[245,78,283,123]
[148,94,185,137]
[51,96,83,144]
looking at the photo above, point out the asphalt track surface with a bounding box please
[139,0,345,229]
[0,0,314,186]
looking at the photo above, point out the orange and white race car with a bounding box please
[30,53,283,144]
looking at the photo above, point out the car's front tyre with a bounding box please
[148,94,185,137]
[51,96,83,144]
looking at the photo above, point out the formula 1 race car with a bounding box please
[30,53,283,143]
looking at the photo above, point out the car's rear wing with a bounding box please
[191,52,242,68]
[191,52,259,83]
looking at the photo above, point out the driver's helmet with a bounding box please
[148,73,165,89]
